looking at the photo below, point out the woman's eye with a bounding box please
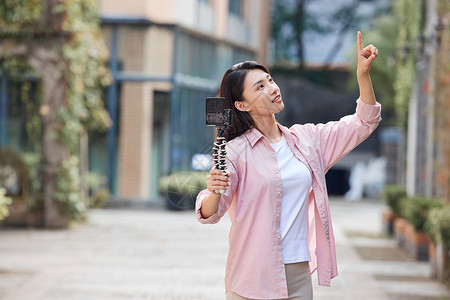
[258,84,264,90]
[268,77,274,83]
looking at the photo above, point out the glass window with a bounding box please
[170,31,256,172]
[232,48,254,65]
[170,86,215,171]
[176,31,254,81]
[177,31,218,80]
[0,75,41,152]
[229,0,243,17]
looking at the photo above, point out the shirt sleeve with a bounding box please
[314,98,382,171]
[195,155,238,224]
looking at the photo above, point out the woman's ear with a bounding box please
[234,100,249,112]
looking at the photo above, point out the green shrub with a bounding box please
[401,196,443,232]
[427,205,450,248]
[54,156,86,221]
[0,188,12,221]
[87,172,110,208]
[158,171,208,196]
[0,148,31,198]
[382,185,407,216]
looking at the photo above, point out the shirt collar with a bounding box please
[244,127,264,147]
[277,123,293,138]
[244,123,294,147]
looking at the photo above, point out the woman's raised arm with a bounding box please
[356,31,378,105]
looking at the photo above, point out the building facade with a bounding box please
[96,0,271,199]
[405,0,443,198]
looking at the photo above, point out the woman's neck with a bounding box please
[253,115,282,144]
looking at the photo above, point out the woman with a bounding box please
[196,31,381,300]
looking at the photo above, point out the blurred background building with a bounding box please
[94,0,271,200]
[0,0,389,203]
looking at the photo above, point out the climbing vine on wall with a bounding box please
[0,0,111,226]
[57,0,111,152]
[392,0,422,129]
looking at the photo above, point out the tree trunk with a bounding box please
[28,47,68,228]
[294,0,307,69]
[0,42,68,228]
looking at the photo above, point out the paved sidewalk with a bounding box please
[313,199,449,300]
[0,198,448,300]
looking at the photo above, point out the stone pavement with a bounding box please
[0,198,448,300]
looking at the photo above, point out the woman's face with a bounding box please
[237,69,284,118]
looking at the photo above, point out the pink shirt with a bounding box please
[196,98,382,299]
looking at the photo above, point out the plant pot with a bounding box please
[382,210,396,236]
[402,220,430,261]
[394,217,408,248]
[433,244,450,285]
[430,242,440,279]
[429,244,450,287]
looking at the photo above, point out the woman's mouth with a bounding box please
[272,95,282,103]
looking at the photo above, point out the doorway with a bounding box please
[150,91,170,198]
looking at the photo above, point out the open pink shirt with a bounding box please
[196,98,382,299]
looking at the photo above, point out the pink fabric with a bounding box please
[196,98,382,299]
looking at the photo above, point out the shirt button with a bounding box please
[279,257,283,261]
[276,191,281,195]
[276,213,280,217]
[278,234,281,239]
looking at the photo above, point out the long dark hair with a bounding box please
[220,61,269,141]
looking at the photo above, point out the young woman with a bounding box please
[196,32,381,300]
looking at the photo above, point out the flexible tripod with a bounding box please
[205,97,232,194]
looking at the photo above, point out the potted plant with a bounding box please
[399,196,442,261]
[159,171,208,211]
[427,205,450,284]
[381,185,407,236]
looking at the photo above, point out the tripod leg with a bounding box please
[212,130,227,194]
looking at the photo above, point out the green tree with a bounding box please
[0,0,111,228]
[391,0,422,129]
[348,14,398,122]
[271,0,387,69]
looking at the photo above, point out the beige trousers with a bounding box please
[225,262,313,300]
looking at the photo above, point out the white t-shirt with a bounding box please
[271,135,312,264]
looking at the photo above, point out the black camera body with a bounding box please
[206,97,232,128]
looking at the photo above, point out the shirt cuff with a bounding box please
[355,98,382,123]
[196,190,221,224]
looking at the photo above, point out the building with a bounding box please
[405,0,442,198]
[96,0,271,200]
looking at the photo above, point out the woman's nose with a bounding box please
[269,84,278,95]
